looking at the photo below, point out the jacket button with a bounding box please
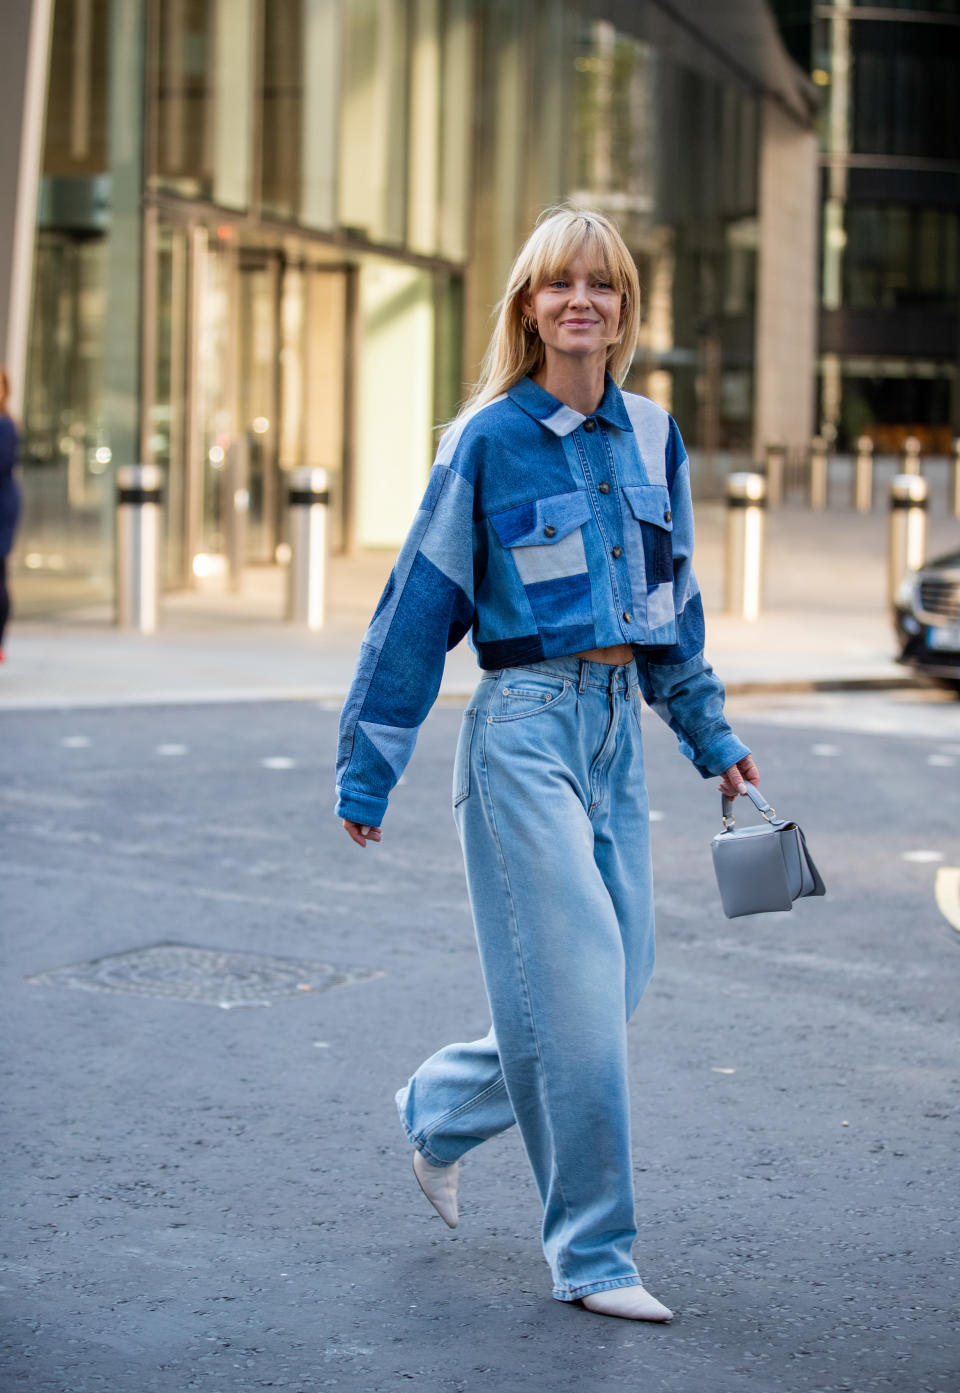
[598,481,611,494]
[612,545,622,558]
[583,418,597,432]
[664,509,672,522]
[543,524,556,537]
[623,610,633,623]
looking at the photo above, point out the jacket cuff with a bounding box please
[335,788,388,827]
[692,731,751,779]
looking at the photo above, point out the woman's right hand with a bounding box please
[343,819,382,847]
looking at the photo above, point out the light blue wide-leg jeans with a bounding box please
[396,657,657,1302]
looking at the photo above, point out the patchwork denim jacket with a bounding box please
[336,374,750,827]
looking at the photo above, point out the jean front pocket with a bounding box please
[489,675,570,722]
[453,708,478,806]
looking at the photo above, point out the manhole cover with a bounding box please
[26,942,384,1009]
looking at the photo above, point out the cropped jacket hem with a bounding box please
[335,374,749,823]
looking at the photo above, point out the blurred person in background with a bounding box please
[336,209,758,1322]
[0,368,22,662]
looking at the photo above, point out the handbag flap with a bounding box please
[778,825,808,897]
[797,828,826,897]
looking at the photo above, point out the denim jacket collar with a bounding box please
[507,373,634,437]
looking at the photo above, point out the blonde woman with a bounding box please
[336,209,758,1321]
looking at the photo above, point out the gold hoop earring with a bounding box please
[521,314,538,334]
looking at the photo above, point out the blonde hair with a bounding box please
[458,207,641,422]
[0,368,9,415]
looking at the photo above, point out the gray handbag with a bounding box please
[711,784,826,919]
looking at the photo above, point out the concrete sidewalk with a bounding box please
[1,503,958,710]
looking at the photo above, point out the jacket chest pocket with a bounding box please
[488,490,594,634]
[621,484,674,584]
[490,490,592,583]
[621,484,675,629]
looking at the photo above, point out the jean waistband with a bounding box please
[491,654,640,695]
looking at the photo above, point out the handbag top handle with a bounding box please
[720,784,779,830]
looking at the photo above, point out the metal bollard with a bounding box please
[887,474,927,607]
[951,438,960,519]
[725,472,766,621]
[287,466,329,630]
[809,435,828,510]
[763,443,785,508]
[902,435,922,475]
[116,464,163,633]
[853,435,874,513]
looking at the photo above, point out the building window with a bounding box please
[851,19,960,160]
[43,0,110,177]
[338,0,410,244]
[153,0,214,198]
[820,356,955,453]
[852,0,960,10]
[407,0,476,260]
[261,0,303,220]
[838,204,959,309]
[152,0,255,208]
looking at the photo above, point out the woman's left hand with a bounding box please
[718,754,760,799]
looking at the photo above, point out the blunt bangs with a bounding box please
[517,215,631,297]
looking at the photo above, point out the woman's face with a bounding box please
[522,251,622,366]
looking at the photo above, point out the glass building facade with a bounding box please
[772,0,960,452]
[10,0,814,616]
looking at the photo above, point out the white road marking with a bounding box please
[731,690,960,741]
[934,867,960,931]
[60,736,91,748]
[649,810,665,822]
[811,743,840,757]
[711,1067,736,1075]
[156,744,189,756]
[0,788,90,810]
[927,754,956,767]
[261,757,296,770]
[902,849,944,864]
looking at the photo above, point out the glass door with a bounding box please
[150,218,353,595]
[238,254,280,563]
[152,219,240,587]
[196,233,236,571]
[19,233,111,612]
[307,266,350,555]
[152,220,189,587]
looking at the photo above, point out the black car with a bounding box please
[894,546,960,693]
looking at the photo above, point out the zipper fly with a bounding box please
[588,683,623,814]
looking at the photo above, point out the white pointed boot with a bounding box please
[412,1150,459,1228]
[582,1285,674,1322]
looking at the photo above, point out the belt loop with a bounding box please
[578,659,589,694]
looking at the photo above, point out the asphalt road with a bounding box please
[2,687,959,1393]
